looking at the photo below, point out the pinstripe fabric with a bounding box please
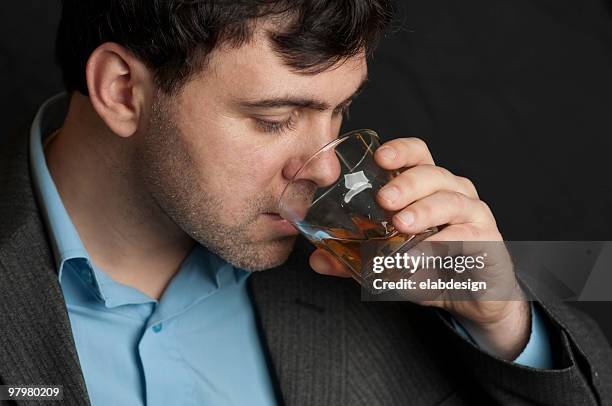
[0,130,89,406]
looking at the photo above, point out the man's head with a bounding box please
[55,0,393,271]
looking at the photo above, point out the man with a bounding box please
[0,0,610,405]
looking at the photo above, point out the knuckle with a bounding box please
[417,200,434,220]
[410,137,428,149]
[448,190,466,210]
[477,199,496,221]
[402,137,428,153]
[437,166,456,184]
[428,164,448,179]
[478,199,491,214]
[457,176,477,194]
[400,173,419,194]
[435,165,452,177]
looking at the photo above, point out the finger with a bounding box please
[375,138,435,170]
[309,249,353,278]
[378,165,479,211]
[392,191,496,235]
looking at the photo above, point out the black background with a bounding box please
[1,1,611,342]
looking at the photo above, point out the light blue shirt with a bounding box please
[30,93,277,405]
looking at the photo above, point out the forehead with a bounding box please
[200,27,368,100]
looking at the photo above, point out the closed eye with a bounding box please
[254,116,297,134]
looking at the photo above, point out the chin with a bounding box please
[218,236,297,272]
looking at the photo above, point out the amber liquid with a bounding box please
[296,215,434,281]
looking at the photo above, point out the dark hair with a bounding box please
[56,0,394,95]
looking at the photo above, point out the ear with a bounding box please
[85,42,154,138]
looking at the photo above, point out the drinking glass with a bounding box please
[278,129,437,286]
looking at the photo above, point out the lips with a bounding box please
[262,213,299,235]
[263,211,284,218]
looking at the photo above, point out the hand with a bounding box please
[308,137,530,360]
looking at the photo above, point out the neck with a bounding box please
[45,93,194,299]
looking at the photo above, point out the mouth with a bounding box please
[262,212,299,235]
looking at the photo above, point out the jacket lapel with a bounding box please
[0,132,90,405]
[249,238,351,406]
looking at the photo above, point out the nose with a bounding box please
[293,148,341,188]
[278,147,341,222]
[282,117,342,184]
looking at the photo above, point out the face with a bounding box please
[135,28,368,271]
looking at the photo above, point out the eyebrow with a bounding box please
[236,76,369,111]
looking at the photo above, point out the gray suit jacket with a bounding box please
[1,129,611,406]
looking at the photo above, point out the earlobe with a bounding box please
[86,42,151,138]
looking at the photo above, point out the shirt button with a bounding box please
[152,323,163,333]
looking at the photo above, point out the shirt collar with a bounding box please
[29,93,98,278]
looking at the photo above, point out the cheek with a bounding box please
[181,134,288,213]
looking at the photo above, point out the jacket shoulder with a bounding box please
[0,128,41,247]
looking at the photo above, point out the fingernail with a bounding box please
[379,185,400,204]
[377,146,396,161]
[397,211,415,227]
[311,254,331,273]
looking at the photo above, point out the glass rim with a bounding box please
[278,128,380,216]
[292,128,379,182]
